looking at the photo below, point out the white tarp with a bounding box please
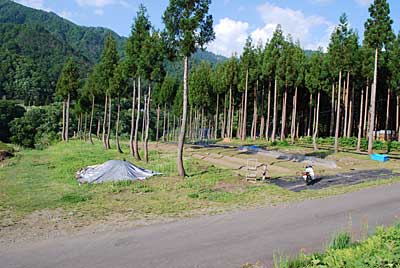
[76,160,160,184]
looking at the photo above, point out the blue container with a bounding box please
[370,154,389,162]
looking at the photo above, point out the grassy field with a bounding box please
[1,139,400,238]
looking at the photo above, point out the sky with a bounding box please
[14,0,400,57]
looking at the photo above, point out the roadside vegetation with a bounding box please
[267,223,400,268]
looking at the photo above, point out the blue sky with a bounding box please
[15,0,400,56]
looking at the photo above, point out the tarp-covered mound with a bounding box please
[76,160,160,184]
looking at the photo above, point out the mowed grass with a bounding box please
[1,140,400,228]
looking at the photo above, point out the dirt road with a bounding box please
[2,183,400,268]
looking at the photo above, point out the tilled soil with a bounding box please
[271,169,400,192]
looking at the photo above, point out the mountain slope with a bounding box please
[0,0,126,61]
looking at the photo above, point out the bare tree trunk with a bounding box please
[265,82,271,140]
[142,95,147,144]
[348,88,354,137]
[241,68,249,141]
[313,92,320,150]
[227,85,232,138]
[177,56,189,177]
[144,86,151,162]
[238,93,244,139]
[313,106,316,136]
[363,82,369,137]
[102,95,108,149]
[129,79,136,156]
[83,112,88,142]
[344,72,350,138]
[260,84,265,139]
[156,104,160,142]
[334,70,342,153]
[280,85,288,140]
[215,94,219,140]
[62,100,66,141]
[65,93,70,142]
[330,84,335,136]
[77,113,81,140]
[291,86,298,144]
[163,104,167,142]
[307,93,313,137]
[357,89,364,152]
[368,48,378,155]
[134,76,141,160]
[107,95,112,149]
[201,108,204,140]
[271,79,278,142]
[167,110,170,141]
[385,88,391,141]
[89,95,95,144]
[221,94,226,139]
[96,117,101,139]
[230,103,235,138]
[397,96,400,142]
[116,96,122,153]
[251,80,258,140]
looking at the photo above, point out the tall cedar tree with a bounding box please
[56,58,79,142]
[163,0,215,177]
[364,0,394,154]
[99,33,119,150]
[126,4,151,160]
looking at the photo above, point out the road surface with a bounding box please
[1,183,400,268]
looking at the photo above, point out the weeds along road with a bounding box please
[2,183,400,268]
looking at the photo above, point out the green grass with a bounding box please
[1,139,400,229]
[269,224,400,268]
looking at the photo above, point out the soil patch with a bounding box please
[0,150,13,161]
[271,169,400,192]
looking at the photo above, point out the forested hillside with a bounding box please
[0,0,226,106]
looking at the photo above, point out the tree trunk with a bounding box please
[102,94,108,149]
[251,80,258,140]
[141,95,147,144]
[163,104,167,142]
[344,72,350,138]
[265,82,271,140]
[363,82,369,137]
[397,96,400,142]
[89,95,95,144]
[307,93,313,137]
[96,117,101,139]
[385,88,391,141]
[368,48,378,155]
[177,56,189,177]
[334,70,342,153]
[130,79,136,156]
[77,113,81,140]
[271,79,278,142]
[313,91,320,151]
[62,100,66,141]
[134,76,141,160]
[260,84,265,139]
[115,96,122,153]
[167,110,170,141]
[291,86,298,144]
[83,112,88,142]
[144,86,151,163]
[330,84,335,136]
[227,85,232,138]
[348,88,354,137]
[107,95,112,149]
[230,103,235,138]
[280,85,288,140]
[238,93,244,139]
[241,68,249,141]
[215,94,219,140]
[156,105,160,142]
[357,89,364,152]
[65,93,70,142]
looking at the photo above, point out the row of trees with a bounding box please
[55,0,400,177]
